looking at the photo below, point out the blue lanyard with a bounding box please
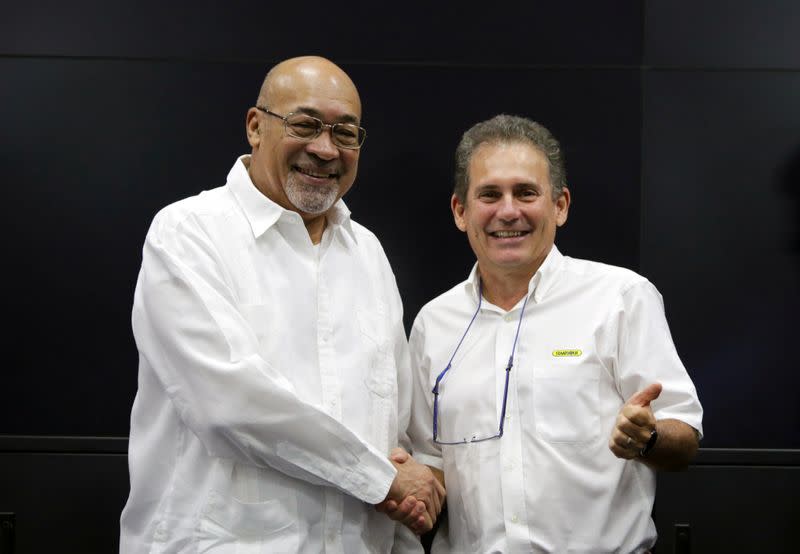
[432,279,530,444]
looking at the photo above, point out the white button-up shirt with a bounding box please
[120,157,421,554]
[408,246,703,554]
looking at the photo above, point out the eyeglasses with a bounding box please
[432,280,529,445]
[256,106,366,149]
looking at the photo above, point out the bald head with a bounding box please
[245,56,363,237]
[256,56,361,116]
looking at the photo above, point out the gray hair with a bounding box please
[453,114,567,203]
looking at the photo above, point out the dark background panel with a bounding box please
[654,463,800,553]
[641,70,800,448]
[645,0,800,69]
[0,1,643,66]
[0,58,262,436]
[0,57,641,436]
[0,451,129,554]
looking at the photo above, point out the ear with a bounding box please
[246,108,261,148]
[451,193,467,232]
[555,186,571,227]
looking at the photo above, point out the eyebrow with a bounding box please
[474,182,541,193]
[293,106,360,125]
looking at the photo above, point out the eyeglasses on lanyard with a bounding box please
[431,280,529,445]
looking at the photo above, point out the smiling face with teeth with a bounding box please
[452,140,570,288]
[246,57,361,235]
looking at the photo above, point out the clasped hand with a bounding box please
[374,448,446,534]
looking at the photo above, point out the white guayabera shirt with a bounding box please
[408,246,703,554]
[120,157,421,554]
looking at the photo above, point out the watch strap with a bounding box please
[640,428,658,457]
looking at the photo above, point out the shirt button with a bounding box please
[154,522,168,541]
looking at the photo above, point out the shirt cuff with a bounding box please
[350,453,397,505]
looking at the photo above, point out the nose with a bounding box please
[496,194,521,222]
[305,126,340,161]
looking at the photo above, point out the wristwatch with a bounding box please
[640,428,658,457]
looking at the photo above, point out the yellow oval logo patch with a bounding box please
[552,349,582,357]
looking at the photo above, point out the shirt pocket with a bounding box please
[195,490,299,553]
[357,307,397,387]
[532,358,600,443]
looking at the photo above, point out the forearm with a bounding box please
[640,418,699,471]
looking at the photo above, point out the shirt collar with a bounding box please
[532,245,563,302]
[226,155,357,243]
[463,244,565,308]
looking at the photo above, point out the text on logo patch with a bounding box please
[552,349,582,357]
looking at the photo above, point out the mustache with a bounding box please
[294,156,340,175]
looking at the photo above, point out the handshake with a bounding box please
[375,448,446,535]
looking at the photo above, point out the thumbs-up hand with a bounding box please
[608,383,662,459]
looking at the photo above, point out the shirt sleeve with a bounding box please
[405,314,444,470]
[616,280,704,438]
[392,296,414,454]
[132,215,396,505]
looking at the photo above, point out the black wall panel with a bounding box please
[641,73,800,449]
[645,0,800,69]
[0,450,128,554]
[1,58,262,436]
[1,1,642,66]
[654,457,800,553]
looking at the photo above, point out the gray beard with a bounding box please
[284,178,340,215]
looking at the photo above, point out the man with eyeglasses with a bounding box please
[403,114,703,553]
[120,56,443,553]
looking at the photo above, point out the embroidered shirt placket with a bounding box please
[316,240,345,553]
